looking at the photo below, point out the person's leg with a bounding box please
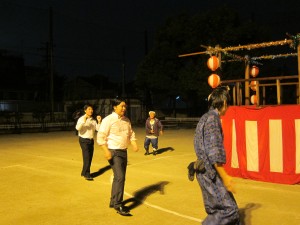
[87,140,94,175]
[151,138,158,155]
[110,150,127,209]
[79,138,89,177]
[198,174,240,225]
[144,137,151,155]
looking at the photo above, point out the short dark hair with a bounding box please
[83,103,93,111]
[208,86,230,111]
[111,98,126,108]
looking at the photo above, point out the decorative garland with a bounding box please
[221,39,292,52]
[252,53,297,60]
[287,33,300,49]
[178,34,300,60]
[223,53,297,63]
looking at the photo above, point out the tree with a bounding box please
[136,6,269,116]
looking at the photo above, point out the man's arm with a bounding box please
[130,140,139,152]
[100,144,112,160]
[214,163,236,193]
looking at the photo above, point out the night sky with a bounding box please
[0,0,299,82]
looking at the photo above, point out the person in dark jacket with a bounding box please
[144,111,163,155]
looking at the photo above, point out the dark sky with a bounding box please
[0,0,299,82]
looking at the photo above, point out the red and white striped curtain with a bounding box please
[222,105,300,184]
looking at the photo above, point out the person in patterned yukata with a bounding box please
[193,86,241,225]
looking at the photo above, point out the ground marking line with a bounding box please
[1,151,84,164]
[110,153,203,223]
[2,164,113,187]
[124,191,202,223]
[4,150,201,222]
[128,153,195,167]
[1,164,23,169]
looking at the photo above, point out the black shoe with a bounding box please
[115,206,131,216]
[187,162,195,181]
[84,176,94,181]
[109,203,114,208]
[144,152,149,155]
[153,150,156,155]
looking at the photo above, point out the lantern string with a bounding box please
[221,39,292,52]
[178,33,299,58]
[222,52,297,63]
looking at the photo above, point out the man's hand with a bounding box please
[223,175,236,193]
[104,149,112,160]
[101,145,112,160]
[131,141,139,152]
[214,163,236,193]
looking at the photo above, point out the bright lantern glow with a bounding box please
[208,74,220,88]
[251,66,259,77]
[207,56,219,71]
[250,81,257,91]
[251,95,257,104]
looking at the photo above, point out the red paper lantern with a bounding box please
[207,56,219,71]
[208,74,220,88]
[250,95,257,105]
[250,66,259,77]
[250,81,257,91]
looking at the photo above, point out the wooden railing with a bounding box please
[221,75,299,106]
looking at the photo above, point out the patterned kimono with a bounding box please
[194,109,240,225]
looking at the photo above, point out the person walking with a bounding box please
[76,104,101,181]
[144,111,163,155]
[193,86,241,225]
[97,98,139,216]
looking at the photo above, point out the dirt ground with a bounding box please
[0,127,300,225]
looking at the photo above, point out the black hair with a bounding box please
[83,103,93,111]
[208,86,230,111]
[111,98,126,108]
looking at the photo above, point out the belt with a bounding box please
[79,137,93,140]
[109,148,127,151]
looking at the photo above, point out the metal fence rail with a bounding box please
[0,122,74,134]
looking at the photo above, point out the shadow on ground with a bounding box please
[122,181,170,210]
[239,203,261,225]
[152,147,174,155]
[91,165,111,178]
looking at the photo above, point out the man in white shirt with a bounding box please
[76,104,101,181]
[97,99,138,216]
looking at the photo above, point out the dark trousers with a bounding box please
[109,149,127,209]
[144,137,158,151]
[79,137,94,177]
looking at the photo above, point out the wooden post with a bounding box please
[217,47,222,70]
[263,86,266,105]
[245,63,250,105]
[256,81,260,107]
[233,85,236,105]
[239,84,243,105]
[276,79,281,105]
[297,43,300,104]
[297,85,299,104]
[236,82,240,105]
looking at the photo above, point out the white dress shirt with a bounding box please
[97,112,136,149]
[76,115,100,139]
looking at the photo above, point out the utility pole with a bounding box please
[121,47,126,97]
[144,29,148,55]
[48,7,54,121]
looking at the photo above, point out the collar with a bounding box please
[112,112,123,119]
